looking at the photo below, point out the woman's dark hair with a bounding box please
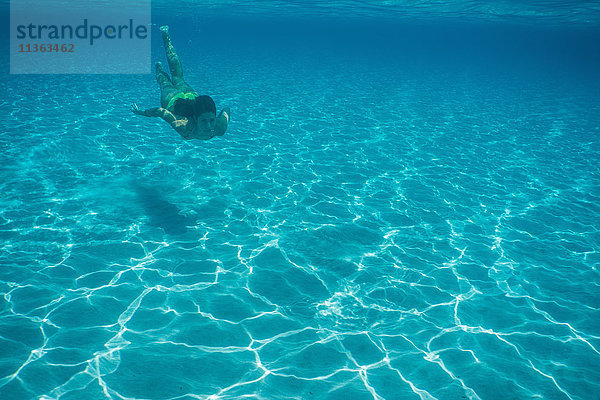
[173,95,216,118]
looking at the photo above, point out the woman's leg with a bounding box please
[160,26,196,93]
[160,26,185,83]
[156,62,177,109]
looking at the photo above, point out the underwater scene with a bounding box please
[1,1,599,399]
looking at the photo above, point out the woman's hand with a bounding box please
[130,103,146,116]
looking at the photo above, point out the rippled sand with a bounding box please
[1,22,599,400]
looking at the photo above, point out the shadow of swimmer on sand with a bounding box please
[131,182,193,235]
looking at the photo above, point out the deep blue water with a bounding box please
[1,2,600,400]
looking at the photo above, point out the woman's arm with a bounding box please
[131,104,189,139]
[213,107,230,136]
[158,108,190,139]
[131,104,170,118]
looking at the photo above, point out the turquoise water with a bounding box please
[2,2,600,399]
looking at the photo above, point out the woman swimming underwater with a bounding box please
[131,26,229,140]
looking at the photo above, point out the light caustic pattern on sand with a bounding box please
[1,63,599,400]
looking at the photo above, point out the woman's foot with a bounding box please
[156,62,164,74]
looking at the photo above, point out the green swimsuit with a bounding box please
[166,92,198,110]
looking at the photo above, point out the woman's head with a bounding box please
[192,95,216,116]
[173,95,216,118]
[173,95,217,133]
